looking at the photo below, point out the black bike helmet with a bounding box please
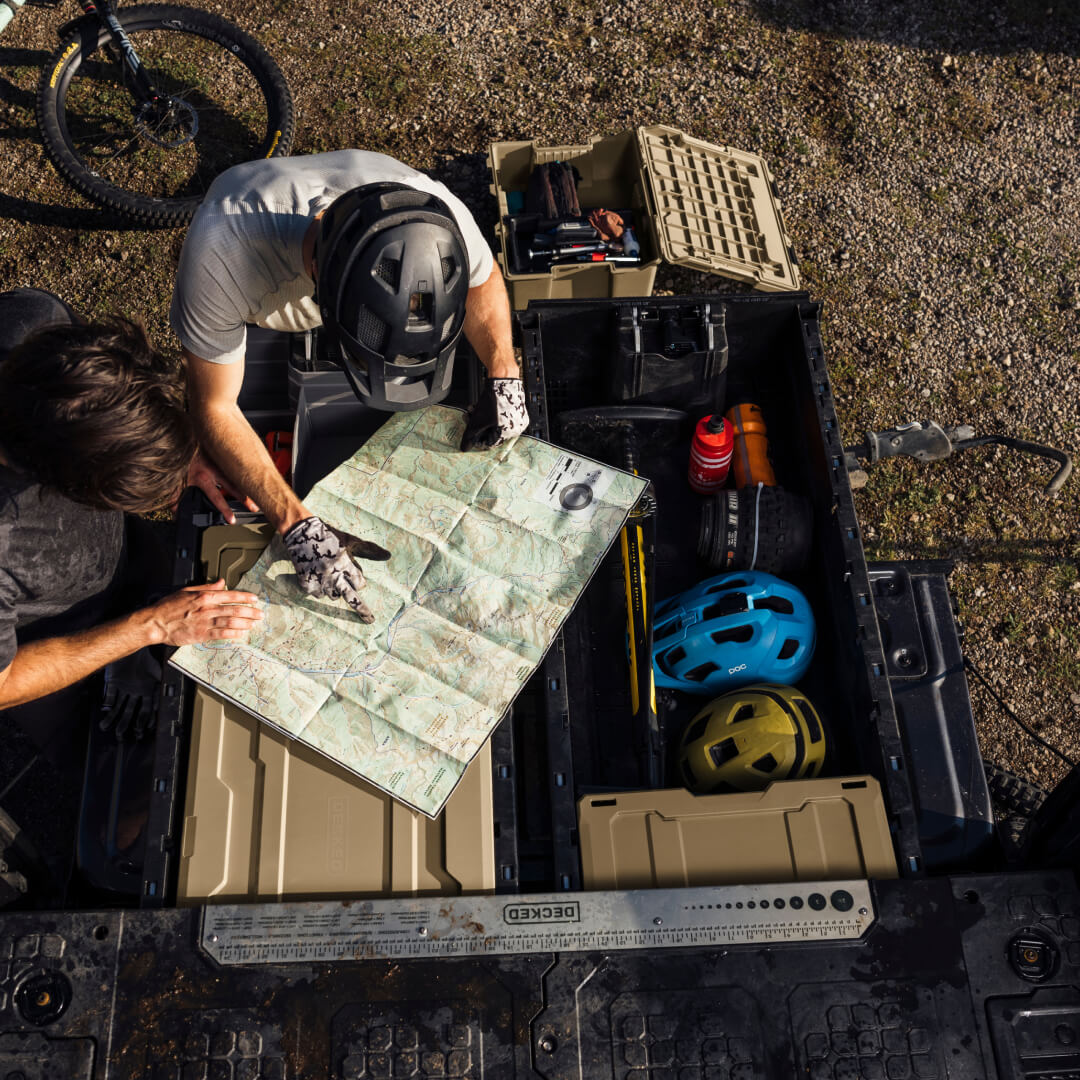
[314,182,470,411]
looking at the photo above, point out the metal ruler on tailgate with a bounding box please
[201,881,874,964]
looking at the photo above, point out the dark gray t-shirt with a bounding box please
[0,468,124,671]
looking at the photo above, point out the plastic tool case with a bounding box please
[489,126,801,308]
[0,296,1073,1078]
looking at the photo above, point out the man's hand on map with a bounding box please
[142,580,264,646]
[460,378,529,452]
[282,516,392,623]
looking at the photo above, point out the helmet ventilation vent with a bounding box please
[441,256,456,283]
[709,738,739,767]
[684,715,709,743]
[684,661,719,683]
[710,625,753,646]
[751,753,779,773]
[375,258,400,288]
[663,646,686,668]
[754,596,795,614]
[777,638,800,660]
[707,579,748,592]
[795,697,823,743]
[355,307,387,351]
[732,704,755,723]
[703,593,749,620]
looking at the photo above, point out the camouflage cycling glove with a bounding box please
[461,377,529,452]
[282,516,391,623]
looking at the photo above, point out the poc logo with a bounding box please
[503,902,580,925]
[727,663,747,675]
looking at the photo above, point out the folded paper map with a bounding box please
[171,405,646,817]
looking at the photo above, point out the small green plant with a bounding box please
[1002,611,1026,643]
[1048,563,1080,592]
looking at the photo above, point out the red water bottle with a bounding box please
[688,414,734,493]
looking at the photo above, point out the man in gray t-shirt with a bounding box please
[171,150,529,622]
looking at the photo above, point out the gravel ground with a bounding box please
[0,0,1077,796]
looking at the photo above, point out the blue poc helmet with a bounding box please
[652,571,816,695]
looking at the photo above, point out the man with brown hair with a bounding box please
[0,289,264,738]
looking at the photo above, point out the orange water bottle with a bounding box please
[688,414,734,493]
[726,403,777,488]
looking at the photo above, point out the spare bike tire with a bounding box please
[983,759,1047,818]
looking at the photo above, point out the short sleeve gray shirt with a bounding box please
[0,471,123,671]
[169,150,495,364]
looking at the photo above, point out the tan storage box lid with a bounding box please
[179,522,494,904]
[636,124,801,292]
[178,689,495,904]
[578,777,897,891]
[199,521,276,584]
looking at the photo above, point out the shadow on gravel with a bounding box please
[752,0,1080,56]
[0,45,47,115]
[0,193,145,231]
[907,537,1079,566]
[427,150,501,245]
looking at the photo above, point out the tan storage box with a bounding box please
[178,689,495,904]
[578,777,897,891]
[178,522,495,904]
[489,125,801,309]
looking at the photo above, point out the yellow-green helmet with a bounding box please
[677,683,826,793]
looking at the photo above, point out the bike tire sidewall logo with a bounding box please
[49,41,79,89]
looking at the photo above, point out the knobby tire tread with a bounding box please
[983,758,1048,818]
[36,4,294,226]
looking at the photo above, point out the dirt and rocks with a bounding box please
[0,0,1077,792]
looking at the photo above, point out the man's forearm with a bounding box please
[463,267,519,379]
[0,610,156,709]
[193,403,309,534]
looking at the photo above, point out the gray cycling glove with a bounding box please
[461,377,529,452]
[282,516,391,623]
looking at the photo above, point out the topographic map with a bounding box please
[172,406,646,817]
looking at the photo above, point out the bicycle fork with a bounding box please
[81,0,160,105]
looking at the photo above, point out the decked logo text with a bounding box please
[503,902,580,925]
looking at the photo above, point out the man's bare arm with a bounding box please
[462,265,519,379]
[0,582,262,709]
[184,349,311,534]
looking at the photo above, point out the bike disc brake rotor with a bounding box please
[133,97,198,148]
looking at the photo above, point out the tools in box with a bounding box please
[506,161,644,274]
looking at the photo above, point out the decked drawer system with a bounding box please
[0,293,1071,1079]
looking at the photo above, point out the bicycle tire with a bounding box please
[983,759,1048,818]
[36,4,294,226]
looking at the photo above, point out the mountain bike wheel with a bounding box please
[36,4,294,226]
